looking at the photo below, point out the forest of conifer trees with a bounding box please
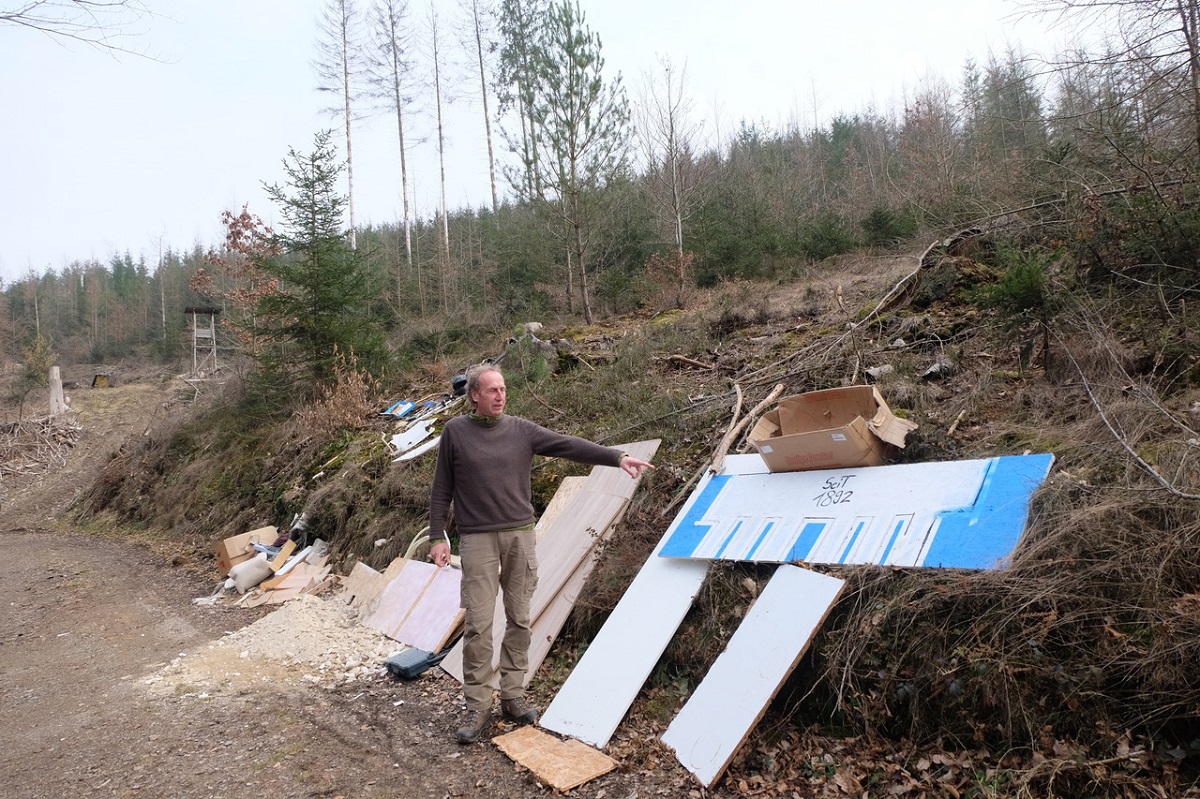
[5,0,1199,379]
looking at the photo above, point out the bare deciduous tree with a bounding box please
[459,0,500,213]
[314,0,365,250]
[637,55,709,304]
[1023,0,1200,152]
[1,0,152,53]
[426,2,453,310]
[364,0,418,291]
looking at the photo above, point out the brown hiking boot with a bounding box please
[500,695,538,725]
[456,708,492,744]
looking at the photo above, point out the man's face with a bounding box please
[471,370,507,416]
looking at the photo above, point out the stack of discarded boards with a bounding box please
[342,555,466,656]
[212,527,336,608]
[531,386,1055,789]
[382,395,464,463]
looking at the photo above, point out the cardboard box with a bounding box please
[749,386,918,472]
[215,526,277,575]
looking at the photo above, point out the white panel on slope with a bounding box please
[539,454,769,748]
[661,564,844,787]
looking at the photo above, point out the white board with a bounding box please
[658,454,1054,569]
[387,419,435,456]
[394,435,441,462]
[539,454,769,748]
[661,564,844,787]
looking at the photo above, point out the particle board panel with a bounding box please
[539,453,770,748]
[493,726,616,792]
[659,454,1055,569]
[522,517,619,682]
[439,441,659,686]
[529,493,629,619]
[661,564,845,787]
[393,565,464,652]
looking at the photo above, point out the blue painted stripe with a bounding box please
[839,520,867,564]
[747,520,776,559]
[659,474,732,558]
[788,521,828,561]
[714,520,744,559]
[878,517,909,564]
[924,453,1054,568]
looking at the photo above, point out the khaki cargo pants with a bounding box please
[458,527,538,713]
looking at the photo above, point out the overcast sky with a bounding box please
[0,0,1065,284]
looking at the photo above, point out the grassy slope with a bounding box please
[75,244,1200,797]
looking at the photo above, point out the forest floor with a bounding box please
[0,372,713,799]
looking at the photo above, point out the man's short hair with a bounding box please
[465,364,502,401]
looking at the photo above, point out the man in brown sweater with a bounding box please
[429,364,653,743]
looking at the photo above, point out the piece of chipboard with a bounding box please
[539,453,770,748]
[493,726,616,792]
[362,559,463,653]
[440,440,659,686]
[659,454,1054,569]
[661,564,845,787]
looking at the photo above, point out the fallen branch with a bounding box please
[711,383,784,474]
[665,354,715,371]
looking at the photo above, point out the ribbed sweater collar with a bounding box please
[468,412,505,428]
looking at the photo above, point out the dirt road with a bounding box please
[0,378,700,799]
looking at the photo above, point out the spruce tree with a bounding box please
[254,130,387,390]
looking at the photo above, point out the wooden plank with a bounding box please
[540,454,768,748]
[535,476,588,538]
[341,561,387,611]
[522,514,621,681]
[393,565,463,652]
[266,538,296,573]
[440,440,659,687]
[492,726,615,792]
[658,454,1055,569]
[362,560,434,639]
[661,565,845,787]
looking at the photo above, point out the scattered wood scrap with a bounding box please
[0,414,83,479]
[493,726,616,792]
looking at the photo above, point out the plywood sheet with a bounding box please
[393,565,463,652]
[659,454,1055,569]
[440,440,659,686]
[539,453,769,748]
[661,565,844,787]
[493,726,615,792]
